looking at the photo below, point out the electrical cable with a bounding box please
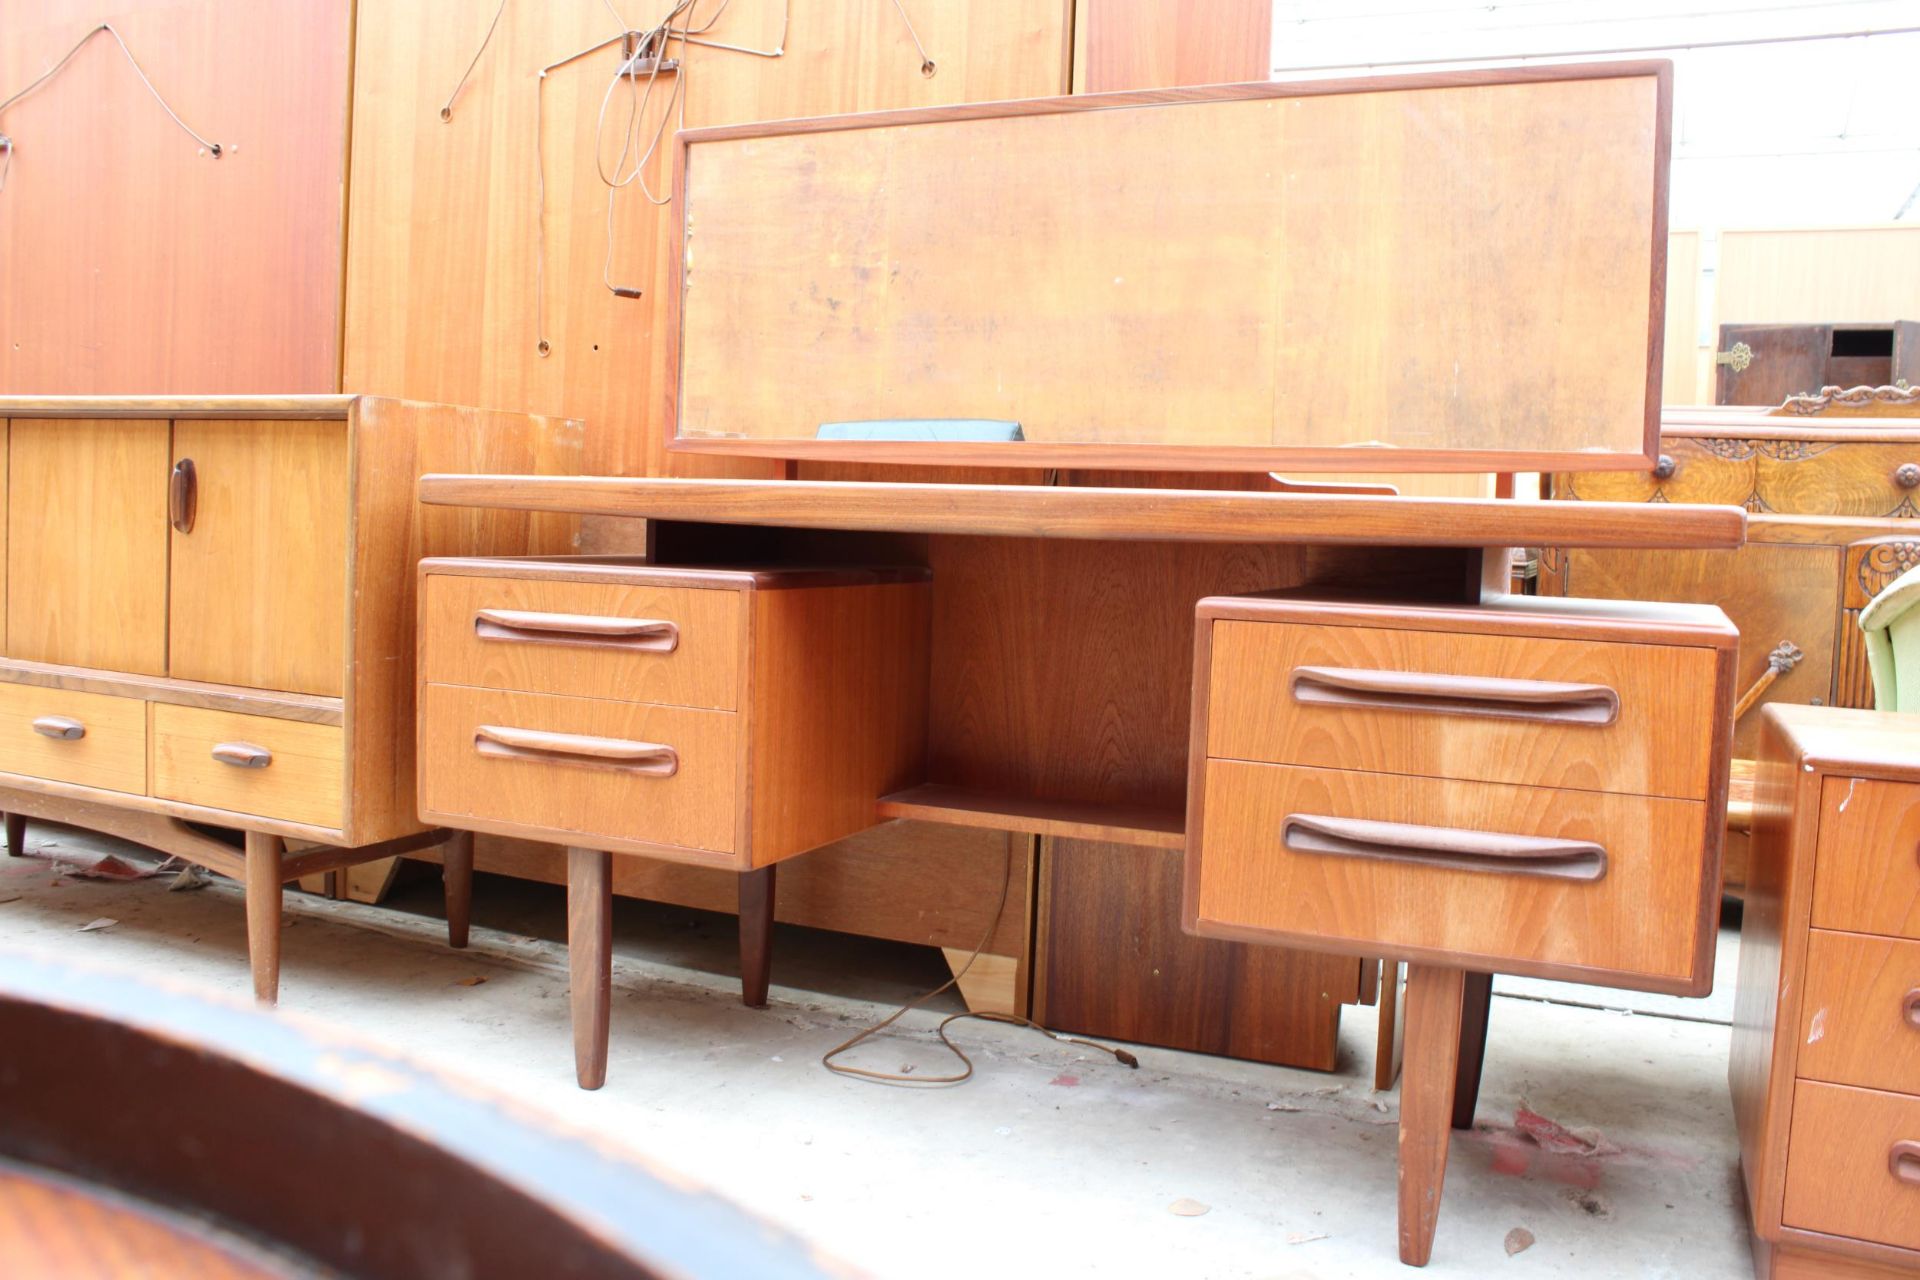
[0,21,225,193]
[821,839,1141,1087]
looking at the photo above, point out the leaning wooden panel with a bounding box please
[672,63,1670,471]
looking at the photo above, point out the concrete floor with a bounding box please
[0,824,1755,1279]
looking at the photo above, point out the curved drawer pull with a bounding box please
[473,724,678,777]
[1282,814,1608,882]
[1893,1141,1920,1187]
[211,742,272,769]
[1290,666,1620,726]
[1905,988,1920,1030]
[30,716,86,741]
[474,609,678,653]
[169,458,197,534]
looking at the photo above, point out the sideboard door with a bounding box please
[168,420,348,696]
[6,419,169,675]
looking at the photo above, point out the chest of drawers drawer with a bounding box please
[1783,1081,1920,1253]
[1188,594,1737,995]
[1812,777,1920,941]
[1798,930,1920,1097]
[0,684,148,795]
[150,704,345,829]
[417,559,930,870]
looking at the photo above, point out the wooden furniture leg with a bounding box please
[567,848,613,1090]
[1451,970,1494,1130]
[738,864,775,1009]
[5,812,24,857]
[243,833,285,1006]
[1399,963,1467,1267]
[442,830,474,949]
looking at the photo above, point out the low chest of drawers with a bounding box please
[1733,704,1920,1279]
[0,396,579,1001]
[1186,592,1739,1265]
[417,556,931,1088]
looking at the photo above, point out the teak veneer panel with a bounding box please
[1811,777,1920,941]
[0,685,146,796]
[1797,931,1920,1097]
[672,63,1669,470]
[418,475,1746,549]
[168,419,349,697]
[7,419,169,675]
[1782,1081,1920,1253]
[149,704,344,830]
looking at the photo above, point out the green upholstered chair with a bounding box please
[1862,561,1920,712]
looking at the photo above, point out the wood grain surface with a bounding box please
[0,685,146,796]
[1811,776,1920,940]
[149,705,344,830]
[1782,1080,1920,1251]
[1796,930,1920,1097]
[0,2,351,394]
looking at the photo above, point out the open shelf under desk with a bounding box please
[876,783,1185,851]
[417,475,1747,549]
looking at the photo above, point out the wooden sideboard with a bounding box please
[0,396,579,1000]
[1733,705,1920,1279]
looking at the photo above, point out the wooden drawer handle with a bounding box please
[1905,988,1920,1030]
[169,458,197,534]
[473,609,678,653]
[1290,666,1620,726]
[211,742,272,769]
[1282,814,1608,882]
[1893,1141,1920,1187]
[473,724,679,777]
[30,716,85,741]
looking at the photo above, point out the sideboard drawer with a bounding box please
[150,705,344,829]
[1783,1080,1920,1252]
[418,684,739,856]
[1191,759,1711,988]
[1798,930,1920,1097]
[0,684,147,795]
[1812,777,1920,941]
[422,572,743,710]
[1204,619,1717,800]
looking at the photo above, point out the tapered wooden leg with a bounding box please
[1399,963,1467,1267]
[243,833,285,1005]
[1451,970,1494,1129]
[738,864,775,1008]
[567,848,613,1090]
[442,830,474,949]
[5,813,24,857]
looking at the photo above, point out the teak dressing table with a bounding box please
[415,64,1744,1267]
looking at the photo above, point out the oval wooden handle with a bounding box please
[30,716,85,741]
[473,609,678,652]
[1892,1141,1920,1186]
[169,458,197,534]
[1283,814,1608,882]
[211,741,272,769]
[473,725,678,776]
[1291,666,1620,726]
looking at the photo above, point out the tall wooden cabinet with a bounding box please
[0,397,580,1000]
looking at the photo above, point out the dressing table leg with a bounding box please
[243,832,285,1005]
[442,829,474,949]
[1451,970,1494,1129]
[738,865,776,1008]
[567,847,613,1090]
[1399,963,1467,1267]
[5,812,24,857]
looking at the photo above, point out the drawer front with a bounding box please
[1754,441,1920,519]
[1812,777,1920,940]
[419,684,738,855]
[1783,1080,1920,1251]
[423,573,743,709]
[0,684,147,795]
[150,705,344,829]
[1206,621,1718,800]
[1558,439,1755,507]
[1193,759,1711,985]
[1799,931,1920,1097]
